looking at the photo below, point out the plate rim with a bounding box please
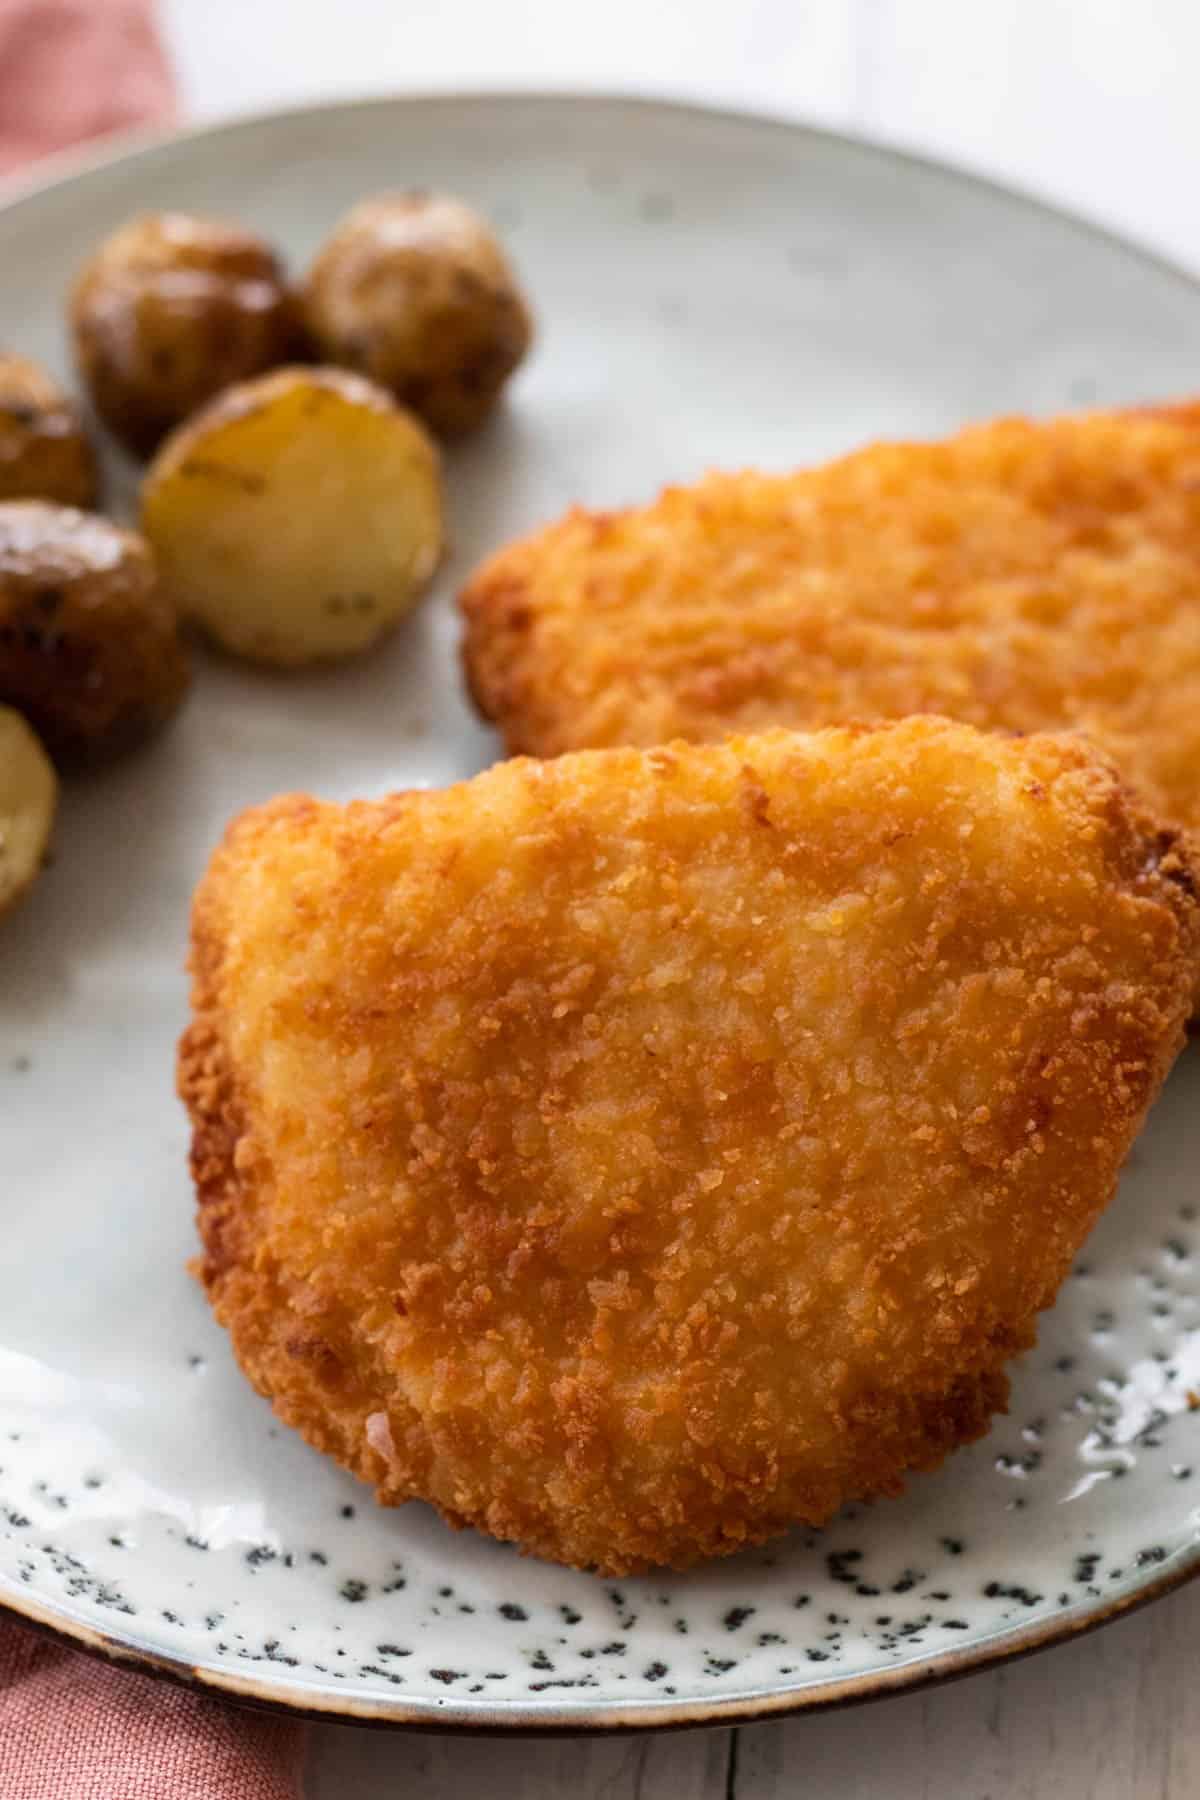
[1,84,1198,301]
[1,85,1197,1733]
[3,1547,1197,1733]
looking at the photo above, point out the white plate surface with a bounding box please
[0,93,1197,1729]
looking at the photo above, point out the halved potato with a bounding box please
[0,705,57,920]
[141,366,444,666]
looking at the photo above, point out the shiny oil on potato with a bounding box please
[0,501,190,765]
[0,705,57,921]
[302,193,533,437]
[70,212,297,457]
[0,353,97,508]
[141,366,444,667]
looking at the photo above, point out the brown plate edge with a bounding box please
[1,1542,1197,1735]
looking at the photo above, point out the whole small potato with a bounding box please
[0,501,190,764]
[302,192,533,436]
[0,353,97,507]
[141,366,443,667]
[70,212,297,457]
[0,704,57,921]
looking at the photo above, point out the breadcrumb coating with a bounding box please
[460,403,1200,843]
[179,719,1198,1572]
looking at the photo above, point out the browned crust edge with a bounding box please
[176,730,1200,1574]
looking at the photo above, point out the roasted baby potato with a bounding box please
[0,501,189,764]
[141,366,443,667]
[0,705,57,920]
[0,353,97,507]
[70,212,296,457]
[302,192,533,436]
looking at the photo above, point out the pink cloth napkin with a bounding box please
[0,5,308,1793]
[0,1629,306,1799]
[0,0,175,172]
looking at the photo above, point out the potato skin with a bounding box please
[141,366,444,667]
[0,705,57,921]
[0,501,189,764]
[302,192,533,436]
[70,212,297,457]
[0,353,97,508]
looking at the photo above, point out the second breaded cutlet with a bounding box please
[461,401,1200,837]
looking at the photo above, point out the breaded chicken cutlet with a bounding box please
[179,718,1198,1574]
[461,402,1200,839]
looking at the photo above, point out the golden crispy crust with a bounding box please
[460,401,1200,840]
[179,719,1198,1572]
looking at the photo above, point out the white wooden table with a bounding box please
[155,4,1200,1792]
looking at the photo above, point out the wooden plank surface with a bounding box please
[736,1579,1200,1800]
[307,1719,734,1797]
[308,1578,1200,1796]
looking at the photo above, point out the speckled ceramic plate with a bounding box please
[0,93,1198,1731]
